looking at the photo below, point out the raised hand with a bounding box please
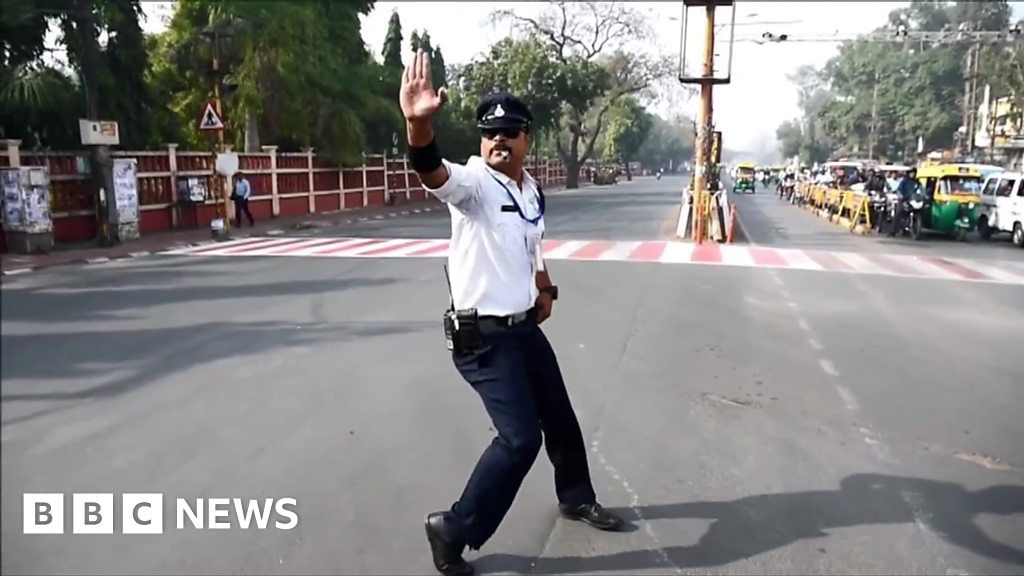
[400,50,448,122]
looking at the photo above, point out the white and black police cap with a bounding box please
[475,92,533,130]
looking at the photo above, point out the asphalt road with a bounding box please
[732,181,1024,259]
[2,174,1022,575]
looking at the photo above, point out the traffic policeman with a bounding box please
[399,51,624,576]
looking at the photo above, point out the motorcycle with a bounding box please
[889,192,926,240]
[778,176,795,201]
[868,190,890,233]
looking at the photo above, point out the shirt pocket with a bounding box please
[494,209,527,253]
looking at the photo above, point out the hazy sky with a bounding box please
[140,1,1024,159]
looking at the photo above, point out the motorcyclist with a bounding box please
[864,169,887,231]
[778,168,796,198]
[888,167,921,237]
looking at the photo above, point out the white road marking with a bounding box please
[833,251,887,276]
[819,359,839,377]
[808,338,824,351]
[719,244,755,266]
[797,318,811,332]
[543,240,591,259]
[589,436,683,575]
[658,242,694,263]
[600,241,643,261]
[778,249,824,271]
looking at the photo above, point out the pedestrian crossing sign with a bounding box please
[198,101,225,131]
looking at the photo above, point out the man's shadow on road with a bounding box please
[476,473,1024,574]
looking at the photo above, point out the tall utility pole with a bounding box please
[962,40,982,157]
[868,71,879,160]
[202,20,232,233]
[694,3,715,243]
[678,0,735,244]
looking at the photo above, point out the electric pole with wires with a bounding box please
[678,0,735,244]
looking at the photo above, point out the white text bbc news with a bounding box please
[23,494,299,534]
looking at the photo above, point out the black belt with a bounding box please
[479,308,536,328]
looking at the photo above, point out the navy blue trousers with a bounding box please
[445,316,596,549]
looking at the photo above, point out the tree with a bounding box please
[382,11,403,69]
[635,113,694,173]
[409,30,447,88]
[602,96,653,179]
[0,0,158,244]
[778,1,1017,164]
[151,0,388,164]
[491,1,670,188]
[776,120,803,160]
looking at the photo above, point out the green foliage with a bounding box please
[150,0,387,164]
[0,0,158,148]
[382,11,403,69]
[602,96,653,165]
[485,2,669,186]
[778,0,1018,164]
[634,114,694,173]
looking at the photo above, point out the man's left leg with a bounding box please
[527,324,623,530]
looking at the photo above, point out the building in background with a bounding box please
[974,85,1024,170]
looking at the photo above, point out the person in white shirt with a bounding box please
[232,172,254,227]
[400,50,623,576]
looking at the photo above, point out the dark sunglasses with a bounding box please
[481,127,524,140]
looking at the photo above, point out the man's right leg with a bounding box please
[446,333,542,550]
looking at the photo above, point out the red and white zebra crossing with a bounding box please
[161,236,1024,285]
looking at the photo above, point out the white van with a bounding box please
[978,171,1024,247]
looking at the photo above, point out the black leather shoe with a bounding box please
[559,502,624,531]
[424,512,474,576]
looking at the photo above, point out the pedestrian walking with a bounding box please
[399,50,624,576]
[232,171,255,227]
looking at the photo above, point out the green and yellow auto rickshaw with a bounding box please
[732,162,756,194]
[915,163,984,241]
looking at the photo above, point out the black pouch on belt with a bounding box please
[444,308,482,353]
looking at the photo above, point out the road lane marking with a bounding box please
[835,386,858,410]
[819,359,839,377]
[160,237,1024,285]
[544,240,591,259]
[589,436,683,575]
[808,338,824,351]
[778,249,825,271]
[797,318,811,332]
[600,241,643,261]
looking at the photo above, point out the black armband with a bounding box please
[408,138,443,173]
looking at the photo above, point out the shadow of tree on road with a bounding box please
[476,473,1024,574]
[1,276,398,323]
[1,317,435,426]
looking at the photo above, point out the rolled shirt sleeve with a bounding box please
[422,160,482,209]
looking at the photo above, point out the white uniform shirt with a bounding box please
[423,156,545,316]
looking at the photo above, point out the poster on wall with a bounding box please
[20,167,52,234]
[1,167,52,234]
[113,158,139,225]
[2,169,22,231]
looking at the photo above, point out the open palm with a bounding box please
[400,50,447,121]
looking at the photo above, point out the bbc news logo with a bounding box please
[23,494,298,534]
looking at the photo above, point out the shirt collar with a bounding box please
[469,155,537,190]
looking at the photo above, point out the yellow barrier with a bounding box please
[790,182,875,235]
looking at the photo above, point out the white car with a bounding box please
[978,171,1024,247]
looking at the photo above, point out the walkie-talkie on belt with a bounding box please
[442,265,482,353]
